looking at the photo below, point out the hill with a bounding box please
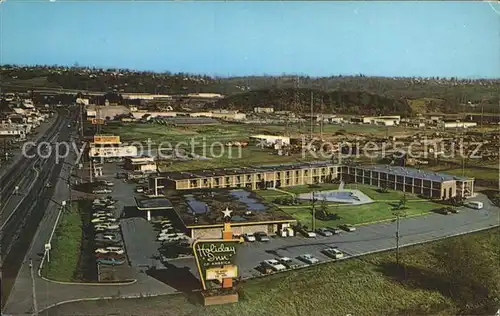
[210,88,413,115]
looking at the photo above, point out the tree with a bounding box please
[398,194,407,210]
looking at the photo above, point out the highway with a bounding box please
[0,107,76,310]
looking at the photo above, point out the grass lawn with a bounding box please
[46,229,500,316]
[42,202,83,282]
[444,168,499,181]
[284,200,440,227]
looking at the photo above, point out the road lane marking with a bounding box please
[0,166,40,231]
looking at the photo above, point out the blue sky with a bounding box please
[1,1,499,78]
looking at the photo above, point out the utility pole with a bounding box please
[79,103,84,137]
[395,212,401,265]
[311,191,316,231]
[310,91,314,141]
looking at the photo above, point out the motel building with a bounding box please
[148,162,340,196]
[341,165,474,200]
[135,189,297,239]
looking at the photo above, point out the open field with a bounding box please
[444,168,499,182]
[42,202,83,282]
[46,228,500,316]
[285,200,441,227]
[103,121,418,145]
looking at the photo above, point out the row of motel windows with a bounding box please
[184,167,338,188]
[188,175,333,188]
[342,167,444,189]
[342,174,447,198]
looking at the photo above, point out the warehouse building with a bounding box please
[362,115,401,126]
[341,165,474,200]
[149,161,340,195]
[249,134,290,146]
[439,121,477,129]
[124,156,157,173]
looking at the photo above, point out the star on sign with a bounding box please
[222,207,232,218]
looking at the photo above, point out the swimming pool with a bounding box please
[297,190,372,204]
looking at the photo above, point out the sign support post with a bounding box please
[192,207,243,306]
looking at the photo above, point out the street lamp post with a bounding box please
[45,200,66,264]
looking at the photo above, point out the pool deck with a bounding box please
[297,189,374,205]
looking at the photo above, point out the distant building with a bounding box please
[249,134,290,146]
[362,115,401,126]
[211,110,246,121]
[88,135,138,158]
[440,121,477,129]
[124,156,157,173]
[121,93,172,100]
[254,107,274,114]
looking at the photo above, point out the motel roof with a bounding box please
[164,188,296,227]
[352,165,472,182]
[157,161,337,181]
[135,197,174,210]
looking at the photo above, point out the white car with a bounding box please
[95,247,124,255]
[157,235,179,242]
[158,232,177,238]
[135,187,144,193]
[304,231,317,238]
[101,180,114,187]
[243,233,256,242]
[91,217,117,223]
[105,205,116,210]
[298,254,319,264]
[94,223,120,230]
[261,259,287,272]
[322,247,344,259]
[93,212,114,217]
[93,188,112,194]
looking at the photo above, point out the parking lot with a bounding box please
[169,194,499,281]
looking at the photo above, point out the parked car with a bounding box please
[92,188,112,194]
[95,253,125,260]
[339,224,356,232]
[326,227,342,234]
[94,223,120,230]
[303,231,317,238]
[95,233,119,241]
[91,217,117,223]
[322,247,344,259]
[278,257,300,269]
[255,232,270,242]
[298,254,319,264]
[436,207,453,215]
[261,259,287,272]
[467,201,483,209]
[93,212,114,217]
[243,233,256,242]
[135,187,144,193]
[100,180,114,187]
[316,228,333,237]
[97,258,125,266]
[95,247,124,255]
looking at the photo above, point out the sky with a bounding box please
[1,1,499,78]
